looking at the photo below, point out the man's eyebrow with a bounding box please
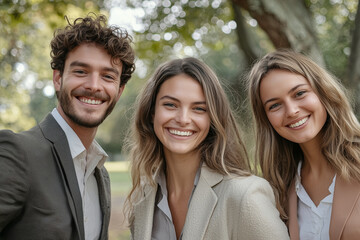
[69,61,120,76]
[103,67,120,76]
[69,61,89,68]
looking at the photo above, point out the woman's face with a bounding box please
[153,74,211,158]
[259,69,327,146]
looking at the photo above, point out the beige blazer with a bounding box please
[131,164,289,240]
[288,176,360,240]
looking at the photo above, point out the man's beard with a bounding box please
[57,88,117,128]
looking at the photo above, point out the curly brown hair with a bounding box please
[50,13,135,86]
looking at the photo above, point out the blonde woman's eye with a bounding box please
[194,107,206,112]
[296,90,306,97]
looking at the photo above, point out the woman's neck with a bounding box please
[299,134,331,175]
[299,137,335,206]
[164,151,201,195]
[164,150,201,239]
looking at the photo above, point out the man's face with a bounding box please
[53,43,124,128]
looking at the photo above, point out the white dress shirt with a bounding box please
[295,161,336,240]
[52,108,108,240]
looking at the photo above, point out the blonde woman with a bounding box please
[247,49,360,239]
[125,57,289,240]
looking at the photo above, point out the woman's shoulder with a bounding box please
[218,174,274,199]
[223,174,271,188]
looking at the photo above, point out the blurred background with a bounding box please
[1,0,360,239]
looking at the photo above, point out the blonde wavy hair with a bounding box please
[247,49,360,221]
[125,57,250,224]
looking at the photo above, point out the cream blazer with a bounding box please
[288,176,360,240]
[131,164,289,240]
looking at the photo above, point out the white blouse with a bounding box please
[295,161,336,240]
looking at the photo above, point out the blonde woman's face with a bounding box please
[259,69,327,146]
[153,74,210,158]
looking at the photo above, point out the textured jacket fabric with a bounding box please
[0,114,111,240]
[131,164,289,240]
[288,176,360,240]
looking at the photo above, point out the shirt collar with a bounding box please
[295,160,336,202]
[51,108,108,167]
[295,161,302,192]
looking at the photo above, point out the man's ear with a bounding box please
[53,70,61,91]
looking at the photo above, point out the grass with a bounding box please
[105,161,132,194]
[105,161,132,240]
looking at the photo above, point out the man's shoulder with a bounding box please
[0,125,42,144]
[0,114,59,151]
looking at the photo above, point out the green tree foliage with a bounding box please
[0,0,105,131]
[2,0,360,155]
[308,0,358,80]
[126,0,242,63]
[124,0,359,115]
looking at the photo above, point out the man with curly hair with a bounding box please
[0,13,135,240]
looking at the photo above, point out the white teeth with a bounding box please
[289,117,308,128]
[80,98,102,105]
[169,129,193,136]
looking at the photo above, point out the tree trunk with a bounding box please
[347,1,360,117]
[230,1,259,65]
[232,0,324,65]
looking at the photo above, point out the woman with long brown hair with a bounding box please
[125,57,288,239]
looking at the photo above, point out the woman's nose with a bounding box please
[285,101,300,117]
[175,109,191,125]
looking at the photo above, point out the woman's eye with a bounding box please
[164,103,176,108]
[194,107,206,112]
[295,90,306,97]
[269,103,280,110]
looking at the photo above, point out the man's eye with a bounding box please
[104,75,115,80]
[74,70,86,74]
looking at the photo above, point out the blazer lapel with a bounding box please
[39,114,85,240]
[182,164,223,240]
[133,185,157,240]
[287,180,299,240]
[329,177,360,240]
[95,167,111,239]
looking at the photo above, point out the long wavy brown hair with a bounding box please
[247,49,360,221]
[125,57,251,224]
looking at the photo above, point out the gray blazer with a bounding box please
[0,114,111,240]
[131,164,289,240]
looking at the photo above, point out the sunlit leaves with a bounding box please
[0,0,104,131]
